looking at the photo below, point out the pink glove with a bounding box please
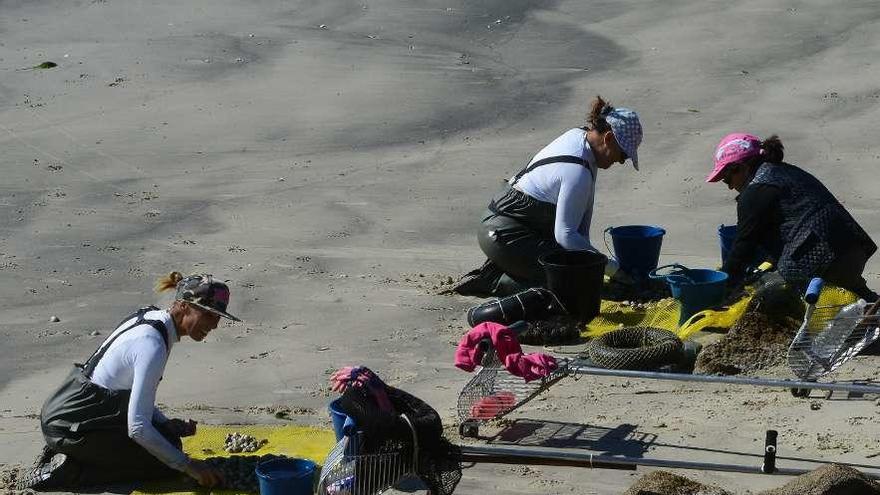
[503,352,558,382]
[329,366,394,413]
[330,366,369,393]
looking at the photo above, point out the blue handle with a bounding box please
[804,278,823,304]
[342,416,357,436]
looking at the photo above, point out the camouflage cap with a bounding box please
[175,274,241,322]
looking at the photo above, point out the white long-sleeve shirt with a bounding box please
[512,128,619,275]
[513,128,598,250]
[89,309,189,471]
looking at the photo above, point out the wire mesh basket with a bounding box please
[317,415,420,495]
[456,349,569,425]
[788,299,880,380]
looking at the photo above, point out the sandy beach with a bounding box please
[2,0,879,493]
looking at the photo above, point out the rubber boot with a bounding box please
[447,259,504,297]
[15,453,79,490]
[466,288,565,327]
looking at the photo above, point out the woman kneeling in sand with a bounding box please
[18,272,241,490]
[707,132,877,300]
[452,95,643,297]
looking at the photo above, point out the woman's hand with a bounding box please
[165,418,197,437]
[184,459,225,487]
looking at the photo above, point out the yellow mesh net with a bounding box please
[133,425,336,495]
[678,295,754,339]
[584,298,681,338]
[584,283,858,341]
[814,285,860,308]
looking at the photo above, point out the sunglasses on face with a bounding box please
[721,164,745,184]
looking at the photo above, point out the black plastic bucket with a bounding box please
[539,250,607,323]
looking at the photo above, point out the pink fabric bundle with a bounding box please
[329,366,394,412]
[454,322,557,382]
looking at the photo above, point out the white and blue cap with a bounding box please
[605,107,643,170]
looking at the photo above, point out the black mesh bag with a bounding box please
[336,386,403,454]
[335,385,462,495]
[387,387,462,495]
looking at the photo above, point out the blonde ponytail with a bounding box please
[155,271,184,293]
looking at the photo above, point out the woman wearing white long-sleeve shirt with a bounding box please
[21,272,240,490]
[456,96,642,296]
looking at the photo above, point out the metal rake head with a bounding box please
[456,354,569,424]
[788,299,880,380]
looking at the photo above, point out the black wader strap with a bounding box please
[510,155,593,185]
[81,306,170,378]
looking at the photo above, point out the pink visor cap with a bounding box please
[706,133,762,182]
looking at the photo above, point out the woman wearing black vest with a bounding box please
[707,133,877,300]
[17,272,241,490]
[453,96,643,297]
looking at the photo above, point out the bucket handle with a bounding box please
[648,263,691,281]
[602,227,618,265]
[257,458,316,481]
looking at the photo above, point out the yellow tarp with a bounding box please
[133,425,336,495]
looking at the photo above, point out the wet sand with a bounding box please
[2,1,880,493]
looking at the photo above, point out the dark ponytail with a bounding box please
[761,135,784,163]
[585,95,613,133]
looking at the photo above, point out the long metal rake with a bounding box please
[458,278,880,437]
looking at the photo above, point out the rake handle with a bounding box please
[851,297,880,342]
[865,298,880,317]
[458,444,880,478]
[458,452,636,471]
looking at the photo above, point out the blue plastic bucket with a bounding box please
[255,457,316,495]
[650,264,729,324]
[328,398,356,440]
[718,224,737,264]
[718,224,767,269]
[604,225,666,279]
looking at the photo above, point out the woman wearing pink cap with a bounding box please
[453,95,642,297]
[707,133,877,300]
[18,272,241,490]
